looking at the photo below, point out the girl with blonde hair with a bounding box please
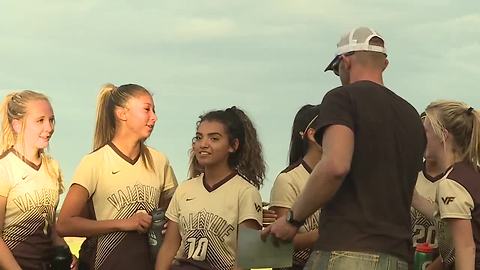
[0,90,76,269]
[57,84,177,270]
[413,100,480,269]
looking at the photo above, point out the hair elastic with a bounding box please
[301,114,319,137]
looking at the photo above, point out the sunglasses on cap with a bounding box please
[331,51,355,76]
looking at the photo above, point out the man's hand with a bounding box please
[260,215,298,242]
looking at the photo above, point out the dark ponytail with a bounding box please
[288,105,320,165]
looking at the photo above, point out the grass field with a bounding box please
[64,237,84,257]
[65,237,271,270]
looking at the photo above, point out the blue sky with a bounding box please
[1,0,479,202]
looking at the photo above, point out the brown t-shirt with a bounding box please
[313,81,426,263]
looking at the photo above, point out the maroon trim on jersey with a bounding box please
[78,198,98,269]
[422,162,447,182]
[91,232,153,270]
[281,160,302,174]
[280,160,312,175]
[11,224,54,269]
[442,161,480,269]
[0,149,10,159]
[301,160,313,174]
[202,172,237,192]
[10,148,42,171]
[108,142,140,165]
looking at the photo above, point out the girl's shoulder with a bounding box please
[231,174,260,191]
[146,146,170,163]
[445,162,480,189]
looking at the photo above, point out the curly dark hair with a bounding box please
[188,106,266,189]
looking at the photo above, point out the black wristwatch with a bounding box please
[286,209,304,228]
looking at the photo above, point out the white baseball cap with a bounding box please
[325,26,387,72]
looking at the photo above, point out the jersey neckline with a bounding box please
[202,171,237,192]
[108,142,141,165]
[9,148,42,171]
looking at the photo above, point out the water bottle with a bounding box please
[148,208,167,261]
[414,243,433,270]
[51,245,72,270]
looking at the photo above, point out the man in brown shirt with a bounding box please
[263,27,426,270]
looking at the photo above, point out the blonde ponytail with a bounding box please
[93,84,117,150]
[41,153,64,194]
[0,93,17,152]
[467,108,480,169]
[426,100,480,171]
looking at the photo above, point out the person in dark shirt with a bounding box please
[262,26,426,270]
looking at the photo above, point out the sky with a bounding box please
[1,0,479,203]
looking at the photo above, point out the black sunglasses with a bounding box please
[332,51,355,76]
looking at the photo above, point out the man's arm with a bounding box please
[262,125,353,241]
[290,124,354,221]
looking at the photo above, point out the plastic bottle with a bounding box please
[414,243,434,270]
[51,245,72,270]
[148,208,167,262]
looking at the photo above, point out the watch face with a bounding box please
[287,210,302,227]
[287,210,294,223]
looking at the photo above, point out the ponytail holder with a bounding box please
[467,107,474,114]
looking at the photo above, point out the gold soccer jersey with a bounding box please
[435,162,480,268]
[73,143,177,270]
[166,173,263,270]
[410,169,446,249]
[270,161,319,267]
[0,149,61,267]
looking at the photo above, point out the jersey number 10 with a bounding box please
[186,237,209,261]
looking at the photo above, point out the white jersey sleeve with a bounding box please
[437,178,474,220]
[238,185,262,226]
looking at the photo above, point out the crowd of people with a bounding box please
[1,26,479,270]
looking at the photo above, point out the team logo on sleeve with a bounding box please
[254,203,262,213]
[441,197,455,205]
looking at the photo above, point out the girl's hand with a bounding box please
[262,209,277,227]
[70,254,79,270]
[122,212,152,233]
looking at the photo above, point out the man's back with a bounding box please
[315,80,426,263]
